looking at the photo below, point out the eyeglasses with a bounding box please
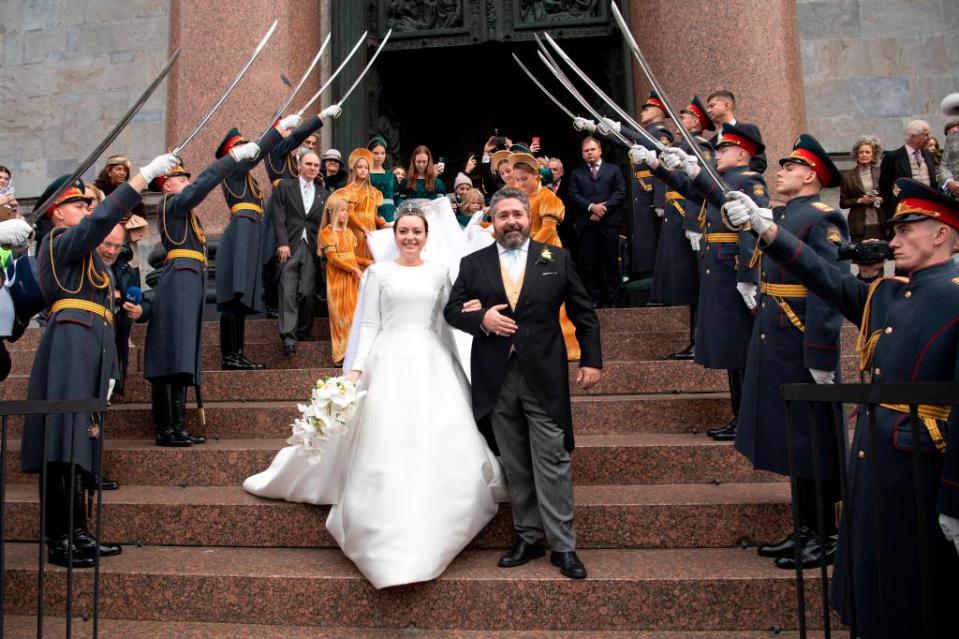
[100,242,124,252]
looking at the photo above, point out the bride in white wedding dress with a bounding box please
[244,203,505,589]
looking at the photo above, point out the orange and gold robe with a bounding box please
[318,225,371,365]
[528,185,581,361]
[332,181,385,267]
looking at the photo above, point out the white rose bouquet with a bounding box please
[287,375,366,464]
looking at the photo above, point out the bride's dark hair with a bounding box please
[393,205,429,234]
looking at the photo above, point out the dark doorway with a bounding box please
[372,36,627,178]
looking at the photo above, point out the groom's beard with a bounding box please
[495,224,529,249]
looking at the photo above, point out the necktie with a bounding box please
[913,150,923,171]
[505,249,522,280]
[590,164,598,180]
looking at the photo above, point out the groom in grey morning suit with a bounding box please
[445,187,602,579]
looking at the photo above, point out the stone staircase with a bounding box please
[1,306,852,637]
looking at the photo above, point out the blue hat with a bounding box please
[716,123,764,157]
[216,128,247,159]
[890,178,959,229]
[779,133,840,188]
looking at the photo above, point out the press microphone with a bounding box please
[125,286,143,305]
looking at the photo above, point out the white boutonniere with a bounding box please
[536,246,553,264]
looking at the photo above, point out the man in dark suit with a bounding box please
[444,186,602,579]
[879,120,938,222]
[568,136,627,307]
[705,90,767,173]
[270,151,327,356]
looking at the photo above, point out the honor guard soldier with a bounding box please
[261,106,342,319]
[724,134,849,569]
[651,96,716,359]
[636,123,768,442]
[144,137,266,448]
[215,121,288,371]
[725,177,959,638]
[25,154,176,567]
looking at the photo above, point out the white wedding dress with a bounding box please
[244,255,507,589]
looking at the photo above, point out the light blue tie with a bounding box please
[505,249,522,280]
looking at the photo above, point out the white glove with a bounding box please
[809,368,835,384]
[601,117,622,134]
[939,514,959,555]
[573,117,596,133]
[230,142,260,162]
[628,145,657,167]
[0,219,33,246]
[320,104,342,120]
[138,152,179,183]
[661,147,698,177]
[596,122,612,136]
[736,282,758,310]
[279,114,301,130]
[724,191,773,234]
[654,207,665,218]
[685,230,702,252]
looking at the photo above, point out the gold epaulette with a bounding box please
[812,202,835,213]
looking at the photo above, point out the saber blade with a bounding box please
[261,33,331,137]
[173,19,278,156]
[30,48,181,220]
[335,29,393,107]
[610,2,727,193]
[540,32,663,151]
[296,30,369,116]
[511,53,576,120]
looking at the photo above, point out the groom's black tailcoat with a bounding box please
[444,240,602,453]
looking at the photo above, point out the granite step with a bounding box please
[0,617,843,639]
[0,361,736,403]
[5,434,780,487]
[3,482,791,550]
[2,544,833,631]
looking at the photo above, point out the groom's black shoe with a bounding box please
[497,540,545,568]
[551,551,587,579]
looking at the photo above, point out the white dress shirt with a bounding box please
[497,238,530,281]
[299,177,315,241]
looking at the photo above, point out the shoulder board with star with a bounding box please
[812,202,835,213]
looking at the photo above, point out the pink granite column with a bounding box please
[628,0,805,185]
[166,0,324,234]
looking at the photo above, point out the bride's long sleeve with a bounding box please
[349,266,382,372]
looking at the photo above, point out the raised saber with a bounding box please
[610,2,728,193]
[30,48,181,220]
[172,19,278,156]
[296,30,368,116]
[534,49,633,148]
[334,29,392,107]
[540,32,663,151]
[511,53,577,120]
[260,33,331,137]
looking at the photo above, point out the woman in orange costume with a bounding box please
[318,197,370,365]
[333,148,385,268]
[508,151,581,361]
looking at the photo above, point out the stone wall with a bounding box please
[798,0,959,154]
[0,0,171,197]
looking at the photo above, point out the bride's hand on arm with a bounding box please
[346,370,361,384]
[576,366,601,389]
[462,299,482,313]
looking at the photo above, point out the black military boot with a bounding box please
[234,315,266,370]
[667,342,695,360]
[171,383,206,445]
[220,315,243,370]
[72,470,121,558]
[45,464,95,568]
[152,382,191,447]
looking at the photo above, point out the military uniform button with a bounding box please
[760,333,766,340]
[705,268,710,275]
[904,290,912,298]
[874,367,881,375]
[858,450,865,459]
[885,327,893,334]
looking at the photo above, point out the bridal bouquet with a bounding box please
[287,376,365,464]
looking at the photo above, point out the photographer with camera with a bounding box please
[724,175,959,637]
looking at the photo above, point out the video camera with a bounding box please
[837,240,893,265]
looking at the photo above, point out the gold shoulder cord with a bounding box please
[162,194,207,247]
[247,173,263,201]
[287,154,299,178]
[856,276,909,375]
[266,153,284,176]
[48,228,111,294]
[221,174,248,200]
